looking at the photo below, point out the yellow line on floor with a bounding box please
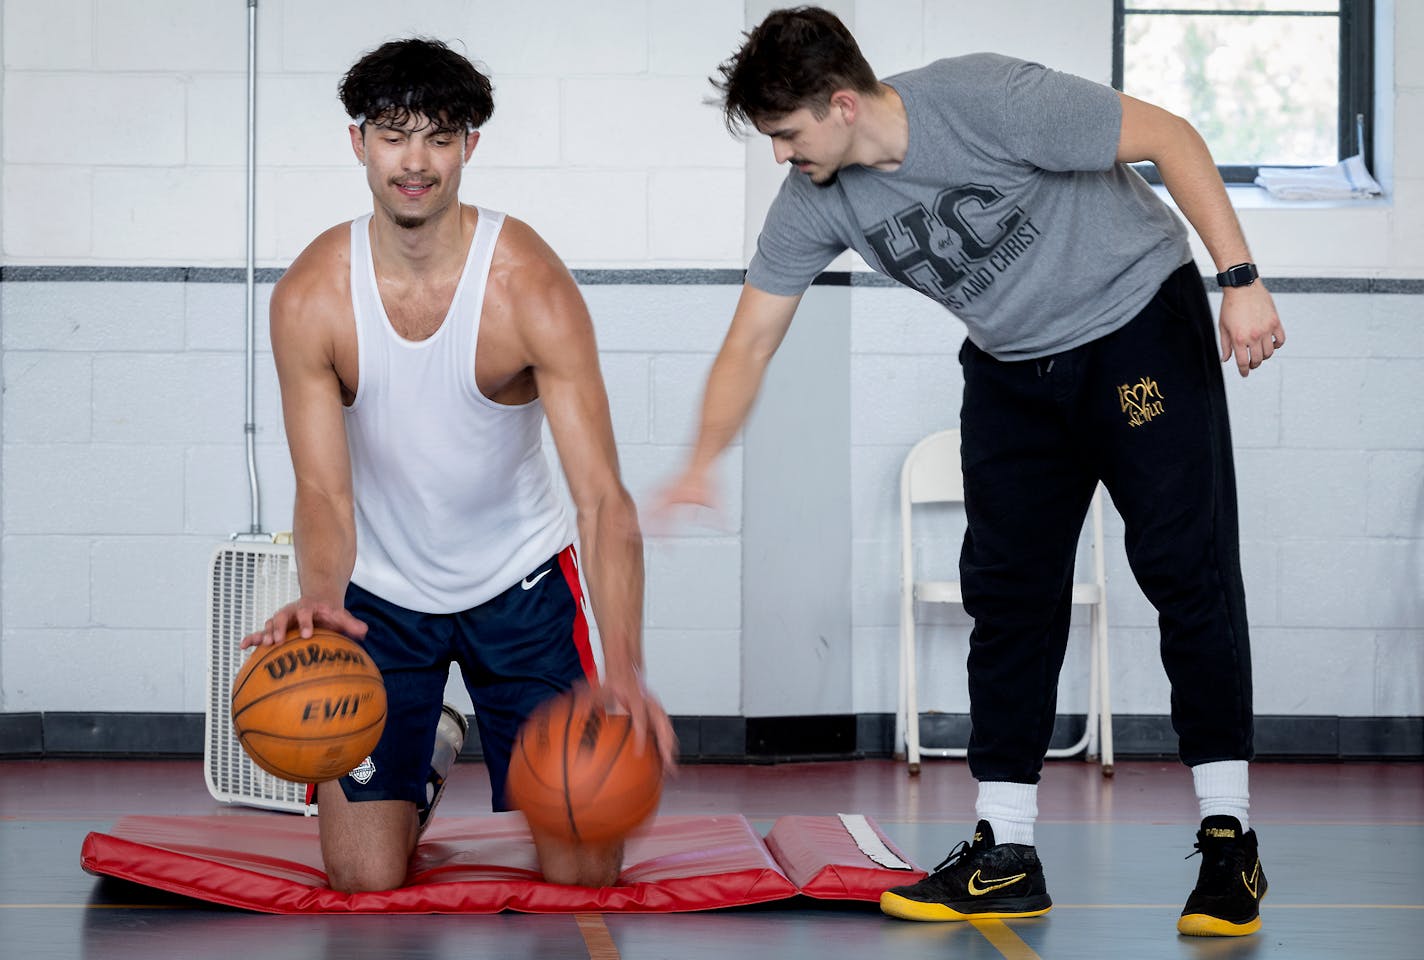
[576,913,621,960]
[0,902,1417,915]
[1050,903,1423,910]
[1255,904,1424,910]
[971,919,1042,960]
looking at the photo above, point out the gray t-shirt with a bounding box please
[746,54,1192,361]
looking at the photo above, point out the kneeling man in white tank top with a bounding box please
[241,37,676,893]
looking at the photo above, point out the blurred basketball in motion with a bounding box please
[506,684,663,843]
[231,627,386,783]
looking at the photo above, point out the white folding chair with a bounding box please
[896,429,1114,776]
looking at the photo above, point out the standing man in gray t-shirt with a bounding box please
[658,7,1283,939]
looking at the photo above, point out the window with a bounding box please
[1112,1,1374,183]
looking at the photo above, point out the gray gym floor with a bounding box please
[2,758,1420,959]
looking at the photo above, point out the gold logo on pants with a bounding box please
[1118,377,1165,427]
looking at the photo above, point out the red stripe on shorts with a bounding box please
[556,544,598,682]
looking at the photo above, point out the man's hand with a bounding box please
[1218,283,1286,378]
[600,667,679,772]
[647,465,723,534]
[241,598,368,649]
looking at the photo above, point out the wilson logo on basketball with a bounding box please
[301,692,379,723]
[262,642,369,681]
[231,628,386,783]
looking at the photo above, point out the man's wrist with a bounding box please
[603,660,645,686]
[1215,262,1259,288]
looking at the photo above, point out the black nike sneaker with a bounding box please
[1178,815,1267,936]
[417,703,468,837]
[880,820,1052,921]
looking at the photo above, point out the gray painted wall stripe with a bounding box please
[0,265,749,285]
[0,266,287,283]
[571,268,747,285]
[2,265,1421,293]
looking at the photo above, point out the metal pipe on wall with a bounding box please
[243,0,263,536]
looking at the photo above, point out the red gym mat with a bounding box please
[80,813,923,914]
[765,815,923,900]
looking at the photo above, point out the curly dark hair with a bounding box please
[710,6,879,135]
[339,37,494,133]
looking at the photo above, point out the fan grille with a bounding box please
[204,541,309,812]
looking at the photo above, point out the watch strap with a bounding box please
[1215,262,1259,288]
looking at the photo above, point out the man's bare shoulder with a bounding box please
[490,216,563,277]
[273,221,354,317]
[488,216,581,313]
[485,216,596,371]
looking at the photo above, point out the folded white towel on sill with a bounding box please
[1254,154,1383,200]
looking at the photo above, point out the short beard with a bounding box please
[391,213,427,230]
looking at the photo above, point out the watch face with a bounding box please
[1219,264,1257,286]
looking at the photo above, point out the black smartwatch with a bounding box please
[1215,262,1259,288]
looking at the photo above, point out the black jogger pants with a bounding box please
[958,262,1254,783]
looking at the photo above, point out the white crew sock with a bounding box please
[976,781,1038,846]
[1192,760,1250,832]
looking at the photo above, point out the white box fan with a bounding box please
[203,537,310,813]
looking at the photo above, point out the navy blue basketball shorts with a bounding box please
[322,545,596,813]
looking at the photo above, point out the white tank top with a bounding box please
[344,209,573,613]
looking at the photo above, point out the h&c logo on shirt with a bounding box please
[864,184,1038,309]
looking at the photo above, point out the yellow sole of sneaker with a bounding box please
[1177,913,1262,937]
[879,891,1052,922]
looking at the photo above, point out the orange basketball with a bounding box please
[506,685,663,843]
[230,628,387,783]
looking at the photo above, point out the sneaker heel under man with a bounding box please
[880,819,1052,922]
[417,703,469,837]
[1178,815,1267,937]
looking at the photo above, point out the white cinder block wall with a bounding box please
[2,1,1421,730]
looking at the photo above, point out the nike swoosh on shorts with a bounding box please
[521,569,552,590]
